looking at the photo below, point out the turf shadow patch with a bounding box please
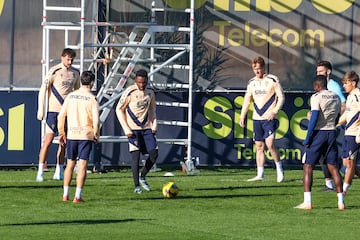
[0,218,152,227]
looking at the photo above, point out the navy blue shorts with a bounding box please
[304,130,338,166]
[253,120,276,142]
[128,129,157,154]
[66,140,93,161]
[341,135,359,160]
[46,112,59,134]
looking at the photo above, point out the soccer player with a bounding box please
[240,56,285,182]
[337,71,360,195]
[116,69,158,194]
[36,48,80,182]
[316,61,346,192]
[294,75,344,210]
[58,71,99,202]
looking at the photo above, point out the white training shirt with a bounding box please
[339,87,360,136]
[310,89,340,130]
[240,74,285,120]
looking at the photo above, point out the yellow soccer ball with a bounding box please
[162,181,179,198]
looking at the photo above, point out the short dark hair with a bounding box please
[81,71,95,85]
[316,60,332,71]
[61,48,76,58]
[135,69,148,80]
[314,74,327,88]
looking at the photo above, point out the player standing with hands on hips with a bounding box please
[240,56,285,182]
[36,48,80,182]
[116,69,158,194]
[58,71,99,202]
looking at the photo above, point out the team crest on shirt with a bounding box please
[137,99,149,109]
[119,94,126,106]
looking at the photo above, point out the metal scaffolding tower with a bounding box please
[41,0,195,166]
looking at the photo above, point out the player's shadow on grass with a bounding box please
[0,182,129,189]
[0,185,61,189]
[320,205,360,210]
[135,192,292,201]
[87,174,132,179]
[0,218,151,227]
[179,193,290,199]
[195,183,300,191]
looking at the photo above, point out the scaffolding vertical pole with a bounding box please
[41,0,48,76]
[186,0,194,162]
[40,0,49,142]
[150,1,156,83]
[80,0,85,73]
[9,0,15,90]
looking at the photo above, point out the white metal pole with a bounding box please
[80,0,85,73]
[40,0,48,143]
[65,29,69,47]
[187,0,194,163]
[90,0,97,73]
[150,1,156,83]
[41,0,47,74]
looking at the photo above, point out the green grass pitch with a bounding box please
[0,167,359,240]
